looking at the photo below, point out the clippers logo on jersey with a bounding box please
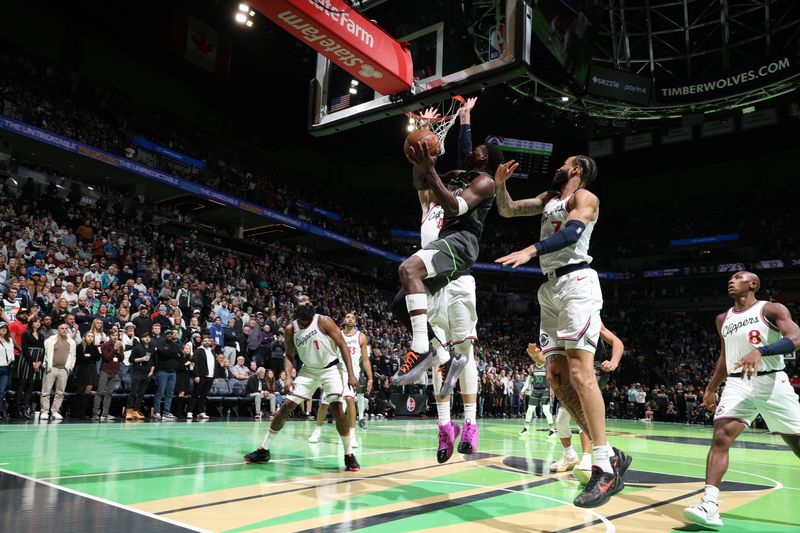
[540,333,550,347]
[295,328,320,347]
[721,301,784,375]
[293,315,340,368]
[721,316,760,337]
[421,204,445,248]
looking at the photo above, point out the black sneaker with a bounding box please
[437,351,467,400]
[358,418,367,429]
[243,448,270,464]
[391,344,437,385]
[611,447,633,479]
[344,453,360,472]
[573,466,623,508]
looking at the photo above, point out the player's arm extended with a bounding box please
[283,324,296,385]
[360,333,373,394]
[599,324,624,371]
[320,316,356,378]
[496,189,598,268]
[496,185,555,218]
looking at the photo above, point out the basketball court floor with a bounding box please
[2,417,798,532]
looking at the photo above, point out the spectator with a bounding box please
[152,328,181,420]
[0,321,13,418]
[40,322,76,420]
[125,331,153,420]
[15,316,45,419]
[173,342,194,419]
[191,335,215,421]
[73,331,101,419]
[246,367,275,420]
[230,355,250,381]
[94,329,123,420]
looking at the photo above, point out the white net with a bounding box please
[405,96,465,155]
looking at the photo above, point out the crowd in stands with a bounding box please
[1,45,799,426]
[4,45,797,275]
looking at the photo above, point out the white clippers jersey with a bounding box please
[342,328,363,376]
[721,301,785,375]
[539,192,595,275]
[292,314,340,369]
[421,203,445,248]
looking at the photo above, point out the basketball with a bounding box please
[404,129,439,158]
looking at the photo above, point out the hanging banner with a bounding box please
[657,53,799,103]
[253,0,413,95]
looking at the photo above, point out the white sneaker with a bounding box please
[105,414,116,421]
[549,454,579,472]
[684,499,723,528]
[186,412,193,419]
[351,435,360,449]
[51,412,63,420]
[197,412,210,420]
[573,456,592,485]
[153,413,162,421]
[308,428,322,443]
[40,412,50,420]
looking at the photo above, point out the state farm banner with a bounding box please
[657,53,799,103]
[254,0,413,95]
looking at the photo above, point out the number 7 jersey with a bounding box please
[539,192,596,275]
[720,300,785,375]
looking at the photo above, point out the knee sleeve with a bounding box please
[554,383,592,440]
[556,406,572,438]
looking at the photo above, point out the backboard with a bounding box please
[308,0,532,136]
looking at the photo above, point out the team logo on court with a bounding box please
[359,64,383,78]
[406,396,416,412]
[540,333,550,347]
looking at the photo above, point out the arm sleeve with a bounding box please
[533,220,586,256]
[756,337,796,356]
[458,124,472,164]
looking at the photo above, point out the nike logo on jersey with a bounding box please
[577,276,588,281]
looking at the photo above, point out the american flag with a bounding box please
[329,93,351,112]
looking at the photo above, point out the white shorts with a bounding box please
[428,275,478,344]
[714,371,800,435]
[538,268,602,355]
[286,365,344,405]
[340,369,359,400]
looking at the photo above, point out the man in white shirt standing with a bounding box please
[41,323,77,420]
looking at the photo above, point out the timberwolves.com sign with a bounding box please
[657,55,798,103]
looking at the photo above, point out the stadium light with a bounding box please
[235,12,247,24]
[406,124,415,132]
[348,87,358,95]
[246,19,254,27]
[561,96,570,102]
[239,3,249,12]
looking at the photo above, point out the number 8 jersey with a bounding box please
[721,300,785,375]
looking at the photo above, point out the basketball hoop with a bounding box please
[404,95,466,155]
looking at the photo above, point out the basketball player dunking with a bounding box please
[244,295,361,472]
[391,108,504,393]
[308,312,373,449]
[495,156,631,508]
[405,99,487,461]
[684,272,800,528]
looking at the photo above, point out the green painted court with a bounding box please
[2,418,798,532]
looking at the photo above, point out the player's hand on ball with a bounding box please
[600,360,617,373]
[494,160,519,185]
[733,349,762,378]
[496,245,537,268]
[407,140,437,170]
[702,387,717,411]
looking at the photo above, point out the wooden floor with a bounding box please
[2,416,798,532]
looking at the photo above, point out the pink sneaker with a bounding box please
[436,421,461,464]
[457,419,479,455]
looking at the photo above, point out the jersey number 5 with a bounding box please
[748,330,761,345]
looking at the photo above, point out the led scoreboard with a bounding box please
[485,136,553,178]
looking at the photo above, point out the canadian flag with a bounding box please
[173,14,231,79]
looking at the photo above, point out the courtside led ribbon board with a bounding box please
[254,0,413,95]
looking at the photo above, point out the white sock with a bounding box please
[341,432,352,455]
[704,484,720,505]
[593,444,614,473]
[261,429,277,450]
[564,445,577,459]
[581,452,592,464]
[464,403,476,423]
[350,427,357,440]
[437,401,451,425]
[405,294,429,354]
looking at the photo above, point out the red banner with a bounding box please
[254,0,413,95]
